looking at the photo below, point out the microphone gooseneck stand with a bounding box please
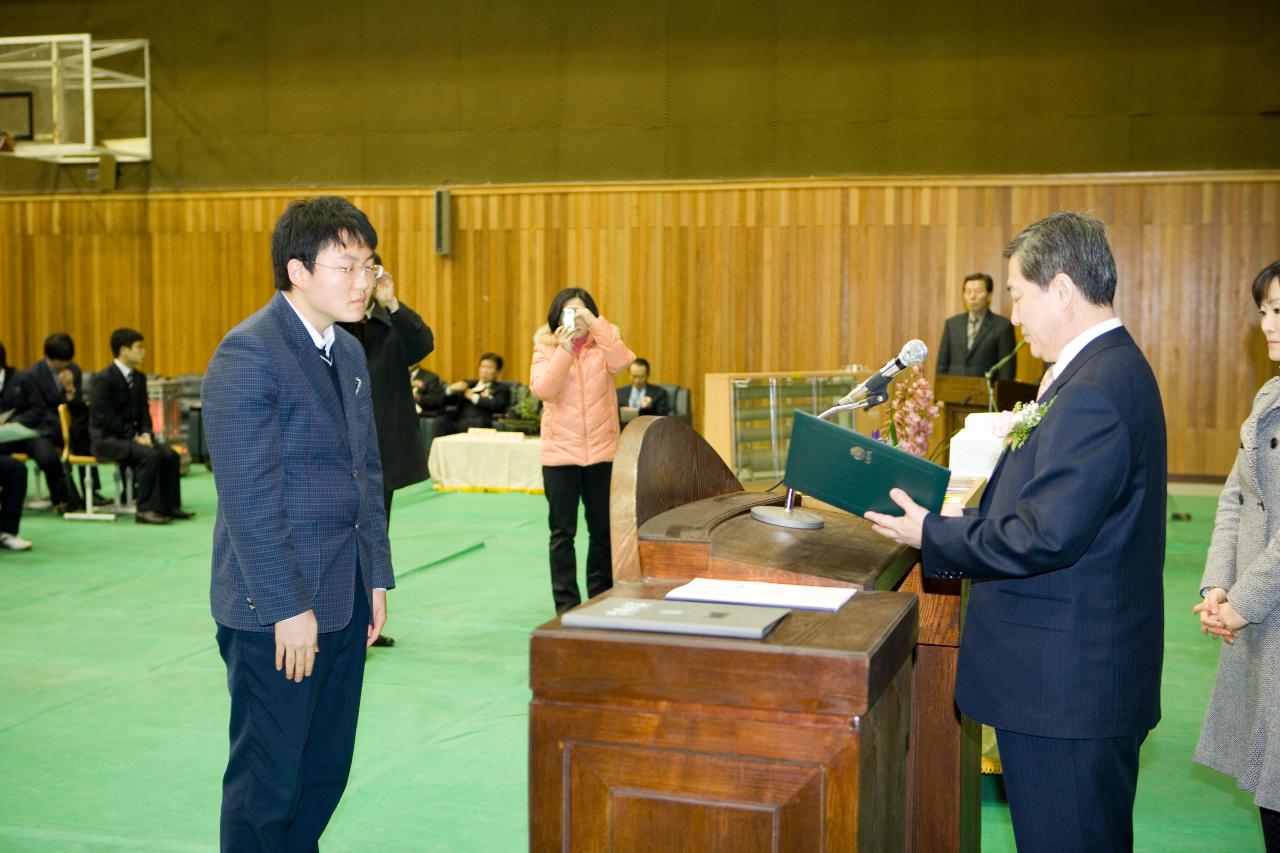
[750,387,889,530]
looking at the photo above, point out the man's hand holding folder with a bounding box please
[864,487,931,548]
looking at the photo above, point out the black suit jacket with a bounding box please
[921,326,1166,739]
[0,365,21,413]
[88,363,152,462]
[616,383,670,417]
[445,380,511,429]
[936,311,1017,379]
[14,359,83,441]
[339,302,435,491]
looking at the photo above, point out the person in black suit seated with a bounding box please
[411,363,446,416]
[88,328,191,525]
[868,213,1167,852]
[617,357,669,424]
[432,353,511,436]
[2,333,82,512]
[936,272,1018,379]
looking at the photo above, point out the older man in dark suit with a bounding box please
[617,357,669,424]
[88,328,188,525]
[936,272,1018,379]
[433,353,512,436]
[868,212,1166,852]
[202,196,395,850]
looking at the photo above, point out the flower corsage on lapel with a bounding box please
[992,399,1054,452]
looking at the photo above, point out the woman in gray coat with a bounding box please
[1194,258,1280,851]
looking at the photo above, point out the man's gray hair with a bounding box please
[1003,211,1117,306]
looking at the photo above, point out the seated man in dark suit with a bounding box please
[936,272,1018,379]
[411,363,446,416]
[88,328,191,525]
[617,357,669,424]
[2,333,82,512]
[432,352,511,436]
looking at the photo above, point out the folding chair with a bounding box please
[8,452,51,509]
[58,404,116,522]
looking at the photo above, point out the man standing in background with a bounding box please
[339,250,434,648]
[202,196,395,849]
[936,272,1018,379]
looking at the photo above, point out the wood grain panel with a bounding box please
[1,172,1277,476]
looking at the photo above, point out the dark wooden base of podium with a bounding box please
[528,416,983,851]
[530,582,917,851]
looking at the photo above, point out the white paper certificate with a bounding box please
[665,577,855,612]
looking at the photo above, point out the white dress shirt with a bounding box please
[1051,317,1123,378]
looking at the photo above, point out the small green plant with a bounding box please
[511,385,542,424]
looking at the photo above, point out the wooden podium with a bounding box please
[935,375,1038,446]
[530,581,917,851]
[529,416,981,852]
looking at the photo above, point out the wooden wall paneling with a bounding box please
[1,174,1278,477]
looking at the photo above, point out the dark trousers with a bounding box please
[995,728,1145,853]
[383,488,393,530]
[431,413,486,438]
[543,461,613,614]
[0,436,67,505]
[1263,807,1280,853]
[119,441,182,513]
[216,567,370,852]
[0,455,27,535]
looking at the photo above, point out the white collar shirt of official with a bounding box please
[114,358,134,382]
[1050,316,1123,377]
[282,291,336,358]
[629,384,646,409]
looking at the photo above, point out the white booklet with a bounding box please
[665,577,855,612]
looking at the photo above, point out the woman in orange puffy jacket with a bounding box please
[529,287,636,613]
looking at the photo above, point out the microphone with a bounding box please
[837,339,928,406]
[984,338,1026,381]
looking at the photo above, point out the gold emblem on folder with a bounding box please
[850,446,872,463]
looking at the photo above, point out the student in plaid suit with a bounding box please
[202,196,395,851]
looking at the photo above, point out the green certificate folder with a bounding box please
[784,410,950,516]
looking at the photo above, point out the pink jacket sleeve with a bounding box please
[529,343,573,401]
[589,317,636,374]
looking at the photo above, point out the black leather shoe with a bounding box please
[136,510,172,525]
[93,493,114,507]
[165,509,196,520]
[371,634,395,648]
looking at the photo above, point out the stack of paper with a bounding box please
[665,577,855,612]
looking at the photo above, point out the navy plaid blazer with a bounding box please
[203,292,395,633]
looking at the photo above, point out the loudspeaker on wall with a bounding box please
[434,188,451,256]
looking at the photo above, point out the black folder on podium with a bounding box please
[784,410,950,516]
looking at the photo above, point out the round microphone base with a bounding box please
[751,505,825,530]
